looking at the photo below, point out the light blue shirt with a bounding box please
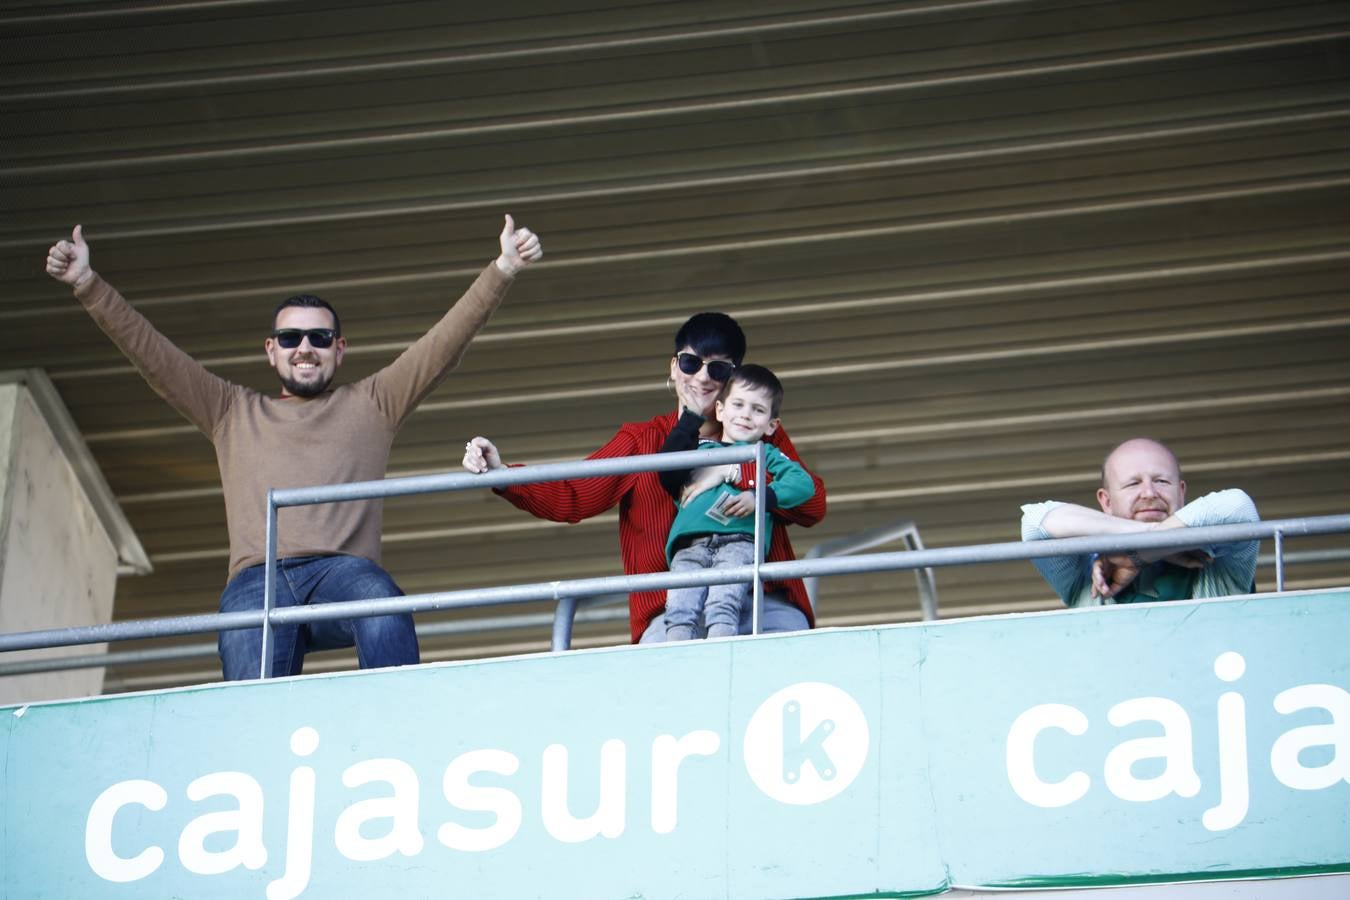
[1021,489,1260,607]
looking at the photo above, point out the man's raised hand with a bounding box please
[46,225,94,289]
[494,214,543,277]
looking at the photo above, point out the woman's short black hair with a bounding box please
[673,312,746,365]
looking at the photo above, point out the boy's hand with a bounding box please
[719,491,757,518]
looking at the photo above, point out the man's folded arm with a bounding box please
[1021,501,1089,604]
[1175,489,1261,595]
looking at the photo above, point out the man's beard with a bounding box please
[278,371,333,398]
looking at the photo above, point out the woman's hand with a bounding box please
[675,379,717,419]
[679,464,733,506]
[463,436,504,473]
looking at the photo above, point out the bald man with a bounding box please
[1021,438,1260,606]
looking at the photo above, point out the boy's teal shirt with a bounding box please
[664,439,815,561]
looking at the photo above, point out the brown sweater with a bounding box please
[77,264,512,582]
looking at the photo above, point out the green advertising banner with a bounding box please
[3,590,1348,899]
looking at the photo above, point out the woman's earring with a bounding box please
[666,377,675,395]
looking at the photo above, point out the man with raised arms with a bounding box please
[46,218,542,679]
[1021,438,1259,605]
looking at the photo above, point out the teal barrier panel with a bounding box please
[3,590,1348,899]
[922,590,1350,889]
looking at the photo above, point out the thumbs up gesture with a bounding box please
[494,213,543,276]
[45,224,95,289]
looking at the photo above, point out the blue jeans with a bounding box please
[218,555,419,680]
[665,534,757,640]
[642,585,810,643]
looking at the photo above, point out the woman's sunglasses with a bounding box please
[675,352,735,382]
[272,328,338,349]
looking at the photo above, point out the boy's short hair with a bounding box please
[674,312,746,365]
[274,293,341,336]
[719,363,784,417]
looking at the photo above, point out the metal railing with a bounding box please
[803,519,938,620]
[0,598,632,678]
[259,443,772,677]
[0,445,769,678]
[1,443,1349,681]
[7,534,1342,681]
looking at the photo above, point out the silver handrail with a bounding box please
[803,519,938,620]
[4,515,1345,662]
[0,446,764,673]
[258,444,766,676]
[8,546,1342,680]
[0,598,632,678]
[2,438,1348,681]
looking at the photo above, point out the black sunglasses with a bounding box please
[272,328,338,349]
[675,352,735,382]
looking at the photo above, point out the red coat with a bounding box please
[496,410,827,641]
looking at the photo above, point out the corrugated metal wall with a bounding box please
[2,0,1348,691]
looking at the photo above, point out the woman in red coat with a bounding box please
[462,312,826,643]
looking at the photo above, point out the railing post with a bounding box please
[551,595,579,652]
[260,489,278,679]
[752,441,766,635]
[1274,529,1286,592]
[904,526,940,622]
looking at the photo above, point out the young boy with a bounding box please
[658,364,815,640]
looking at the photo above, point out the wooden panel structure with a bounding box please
[2,0,1348,691]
